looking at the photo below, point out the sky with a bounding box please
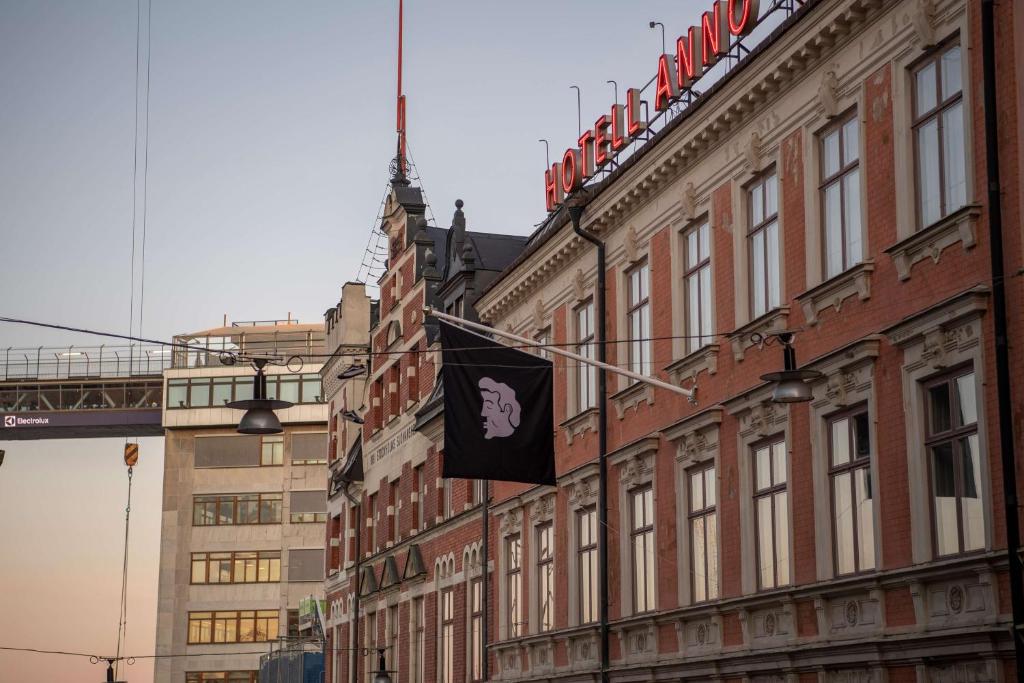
[0,1,708,680]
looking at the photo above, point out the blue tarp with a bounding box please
[258,650,324,683]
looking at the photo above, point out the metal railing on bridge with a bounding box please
[1,344,172,381]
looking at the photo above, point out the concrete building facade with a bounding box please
[154,320,330,683]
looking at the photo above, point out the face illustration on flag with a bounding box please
[439,321,556,486]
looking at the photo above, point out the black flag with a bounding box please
[440,320,556,486]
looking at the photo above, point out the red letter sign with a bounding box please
[727,0,760,36]
[577,129,595,179]
[676,28,704,89]
[593,115,611,168]
[545,163,563,211]
[561,149,583,195]
[654,53,680,112]
[627,88,646,137]
[701,2,730,67]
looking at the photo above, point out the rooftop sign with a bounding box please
[544,0,761,211]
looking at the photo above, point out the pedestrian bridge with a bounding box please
[0,344,167,440]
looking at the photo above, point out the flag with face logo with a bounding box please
[439,320,556,485]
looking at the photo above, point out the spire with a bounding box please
[451,199,467,253]
[392,0,408,184]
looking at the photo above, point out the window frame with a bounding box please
[505,533,523,637]
[746,169,781,319]
[190,550,281,585]
[629,485,655,614]
[924,366,983,557]
[625,259,652,378]
[469,577,484,681]
[826,406,875,576]
[186,609,279,644]
[752,437,790,590]
[575,298,597,413]
[682,220,713,354]
[191,493,282,527]
[818,111,863,278]
[439,588,455,683]
[687,463,718,603]
[911,38,965,230]
[536,522,555,632]
[577,506,598,624]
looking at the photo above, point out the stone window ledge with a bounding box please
[796,260,874,326]
[610,617,658,666]
[559,408,598,446]
[729,307,790,362]
[609,380,654,420]
[884,204,981,281]
[664,343,719,387]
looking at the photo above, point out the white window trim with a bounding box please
[663,407,723,608]
[725,386,793,595]
[527,493,556,635]
[884,286,992,564]
[563,462,599,628]
[493,499,524,641]
[804,336,883,581]
[609,436,660,616]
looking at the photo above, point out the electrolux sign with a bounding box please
[3,415,49,428]
[543,0,761,211]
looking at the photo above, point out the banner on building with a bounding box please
[440,321,556,486]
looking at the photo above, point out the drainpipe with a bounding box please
[342,483,362,683]
[980,1,1024,675]
[567,201,609,683]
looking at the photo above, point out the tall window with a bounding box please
[439,589,454,683]
[442,478,452,519]
[577,507,598,624]
[820,115,862,277]
[927,368,983,556]
[364,611,377,681]
[388,605,399,673]
[535,327,551,360]
[469,578,484,681]
[626,260,651,377]
[414,464,427,531]
[688,465,719,602]
[684,221,713,353]
[368,492,378,552]
[411,597,425,683]
[753,439,790,589]
[829,409,875,575]
[576,300,596,412]
[388,479,400,543]
[630,486,655,613]
[536,523,554,632]
[260,435,283,466]
[748,171,780,318]
[913,41,966,228]
[505,534,522,637]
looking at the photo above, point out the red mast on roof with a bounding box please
[396,0,407,179]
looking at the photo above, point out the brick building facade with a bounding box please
[473,0,1024,681]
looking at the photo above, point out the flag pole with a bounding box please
[424,307,696,401]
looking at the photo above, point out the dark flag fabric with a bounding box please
[440,320,556,486]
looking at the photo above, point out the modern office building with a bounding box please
[154,319,330,683]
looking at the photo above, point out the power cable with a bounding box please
[113,465,135,679]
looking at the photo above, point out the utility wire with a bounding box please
[113,466,135,679]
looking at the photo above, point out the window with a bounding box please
[186,673,257,683]
[190,551,281,584]
[576,300,596,412]
[913,41,966,228]
[414,465,427,531]
[192,493,282,526]
[292,432,328,465]
[469,578,484,681]
[829,409,875,575]
[287,609,299,638]
[684,221,713,353]
[626,260,651,377]
[748,171,780,319]
[442,478,452,520]
[536,523,554,632]
[261,436,283,466]
[469,479,486,507]
[820,114,863,278]
[289,490,327,523]
[535,327,551,360]
[167,375,323,409]
[926,368,983,556]
[506,534,522,637]
[411,597,425,683]
[187,610,279,644]
[577,507,598,624]
[688,465,719,602]
[753,439,790,589]
[439,588,454,683]
[388,604,399,674]
[369,493,378,552]
[389,479,400,543]
[630,487,655,613]
[364,611,377,680]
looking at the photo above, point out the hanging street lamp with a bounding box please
[228,358,293,434]
[759,332,822,404]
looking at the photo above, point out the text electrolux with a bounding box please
[544,0,761,211]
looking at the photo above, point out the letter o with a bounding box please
[728,0,759,36]
[561,149,582,194]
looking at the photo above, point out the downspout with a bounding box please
[980,1,1024,675]
[342,483,362,683]
[481,480,490,681]
[567,202,609,683]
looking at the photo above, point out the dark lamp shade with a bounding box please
[760,369,822,404]
[237,406,284,434]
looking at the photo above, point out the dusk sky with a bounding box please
[1,1,707,680]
